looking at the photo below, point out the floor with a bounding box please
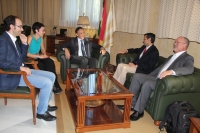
[0,57,167,133]
[0,95,56,133]
[0,89,165,133]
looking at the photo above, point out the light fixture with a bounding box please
[77,14,90,37]
[77,14,90,26]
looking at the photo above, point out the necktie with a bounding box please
[14,40,20,57]
[157,54,176,78]
[142,48,147,55]
[81,40,87,57]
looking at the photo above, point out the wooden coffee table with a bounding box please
[189,117,200,133]
[65,68,134,133]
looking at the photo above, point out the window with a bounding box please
[59,0,102,29]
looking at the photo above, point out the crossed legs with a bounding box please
[113,63,136,85]
[18,69,56,121]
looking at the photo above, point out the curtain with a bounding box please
[20,0,38,25]
[114,0,151,34]
[0,0,22,23]
[37,0,60,26]
[59,0,102,29]
[0,0,59,26]
[157,0,200,42]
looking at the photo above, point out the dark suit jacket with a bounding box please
[127,45,159,74]
[60,37,102,58]
[149,52,194,77]
[0,32,28,90]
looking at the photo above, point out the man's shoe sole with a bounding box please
[117,105,134,111]
[53,89,62,94]
[130,113,144,121]
[36,113,57,121]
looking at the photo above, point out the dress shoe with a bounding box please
[36,111,57,121]
[130,111,144,121]
[48,105,58,112]
[53,86,62,94]
[117,105,134,111]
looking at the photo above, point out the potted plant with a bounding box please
[53,26,57,35]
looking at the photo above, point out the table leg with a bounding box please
[123,97,132,122]
[77,100,85,127]
[66,70,71,90]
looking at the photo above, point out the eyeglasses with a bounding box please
[174,41,186,44]
[15,25,23,29]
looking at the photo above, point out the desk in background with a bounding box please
[46,35,65,54]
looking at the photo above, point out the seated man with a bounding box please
[113,33,159,85]
[0,15,57,121]
[60,27,106,68]
[118,36,194,121]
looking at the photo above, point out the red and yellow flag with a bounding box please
[98,0,107,45]
[102,0,116,53]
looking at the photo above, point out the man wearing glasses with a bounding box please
[118,36,194,121]
[0,15,57,121]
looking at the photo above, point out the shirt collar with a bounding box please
[77,37,83,42]
[145,44,152,50]
[174,51,186,57]
[6,31,17,42]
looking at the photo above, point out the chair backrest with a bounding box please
[0,26,5,35]
[154,56,166,69]
[22,25,31,36]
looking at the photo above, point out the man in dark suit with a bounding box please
[113,33,159,85]
[0,15,57,121]
[121,36,194,121]
[60,27,106,68]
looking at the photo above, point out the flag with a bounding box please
[102,0,116,53]
[98,0,107,45]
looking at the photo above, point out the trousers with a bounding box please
[18,69,55,114]
[113,63,136,85]
[27,58,60,88]
[129,73,157,113]
[70,56,98,68]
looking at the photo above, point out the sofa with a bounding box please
[116,53,200,124]
[56,48,110,83]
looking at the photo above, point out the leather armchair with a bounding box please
[116,53,200,124]
[56,48,110,83]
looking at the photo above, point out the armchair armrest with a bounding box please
[116,53,137,65]
[97,52,110,68]
[155,73,200,97]
[25,58,39,70]
[56,50,71,82]
[0,69,34,93]
[56,50,70,68]
[56,50,64,62]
